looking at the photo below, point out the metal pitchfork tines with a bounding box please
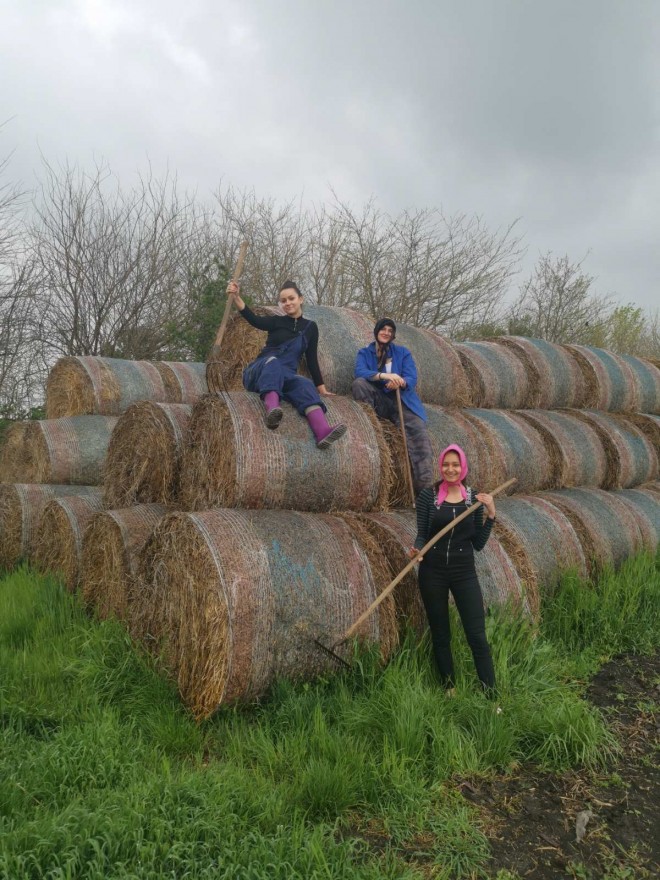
[206,241,249,395]
[315,477,517,668]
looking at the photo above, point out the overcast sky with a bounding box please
[1,0,658,310]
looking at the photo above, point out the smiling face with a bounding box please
[279,286,304,318]
[441,451,462,483]
[376,325,394,345]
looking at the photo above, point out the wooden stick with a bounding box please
[211,240,249,352]
[395,387,416,506]
[333,477,516,647]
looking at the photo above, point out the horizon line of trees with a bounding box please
[1,154,658,419]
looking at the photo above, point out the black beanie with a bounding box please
[374,318,396,340]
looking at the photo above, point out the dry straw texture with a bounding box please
[455,341,529,409]
[566,410,658,489]
[0,484,101,571]
[561,345,640,412]
[618,354,660,414]
[542,488,645,573]
[0,421,30,482]
[207,303,470,407]
[17,416,118,485]
[494,337,587,409]
[81,504,167,621]
[612,489,660,551]
[132,509,398,719]
[495,496,587,616]
[179,392,392,513]
[516,410,608,489]
[104,403,192,507]
[154,362,207,403]
[46,357,168,418]
[462,409,552,494]
[33,494,105,590]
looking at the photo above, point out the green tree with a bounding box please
[167,259,232,362]
[601,304,646,355]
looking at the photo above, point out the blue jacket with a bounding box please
[354,341,427,422]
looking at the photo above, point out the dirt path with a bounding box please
[463,653,660,879]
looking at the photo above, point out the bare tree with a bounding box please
[0,146,43,417]
[213,185,309,303]
[28,159,214,361]
[507,253,613,344]
[314,196,523,333]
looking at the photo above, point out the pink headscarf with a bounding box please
[436,444,468,506]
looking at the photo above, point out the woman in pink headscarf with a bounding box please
[409,445,497,695]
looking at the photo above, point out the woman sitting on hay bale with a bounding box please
[225,280,347,448]
[409,444,498,699]
[353,317,434,494]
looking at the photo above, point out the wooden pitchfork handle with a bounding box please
[212,240,249,352]
[395,386,416,507]
[332,477,516,648]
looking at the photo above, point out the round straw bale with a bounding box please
[338,510,426,637]
[33,493,105,590]
[618,354,660,414]
[104,403,192,507]
[131,509,398,718]
[153,362,208,404]
[17,416,118,485]
[611,412,660,457]
[462,409,552,494]
[0,421,30,482]
[178,392,391,513]
[81,504,167,621]
[566,410,658,489]
[542,488,644,573]
[642,479,660,496]
[495,496,587,613]
[561,345,638,412]
[612,489,660,551]
[455,341,529,409]
[45,356,169,418]
[516,410,608,489]
[494,337,587,409]
[393,323,470,407]
[0,484,101,571]
[206,303,470,407]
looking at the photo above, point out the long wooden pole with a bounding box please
[333,477,516,648]
[395,387,416,507]
[206,241,249,394]
[211,240,249,352]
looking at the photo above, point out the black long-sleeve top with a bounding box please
[413,485,494,554]
[238,305,324,387]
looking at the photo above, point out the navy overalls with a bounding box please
[242,328,326,415]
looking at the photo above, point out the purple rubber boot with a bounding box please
[263,391,283,429]
[305,406,347,449]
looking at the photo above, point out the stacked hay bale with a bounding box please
[81,504,167,621]
[104,403,192,507]
[0,484,101,571]
[1,304,659,719]
[131,509,399,719]
[45,356,207,418]
[207,304,470,407]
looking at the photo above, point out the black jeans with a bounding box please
[351,377,434,493]
[418,551,496,692]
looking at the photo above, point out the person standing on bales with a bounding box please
[352,318,434,494]
[226,279,347,449]
[409,444,498,697]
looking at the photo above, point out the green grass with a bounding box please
[0,552,658,879]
